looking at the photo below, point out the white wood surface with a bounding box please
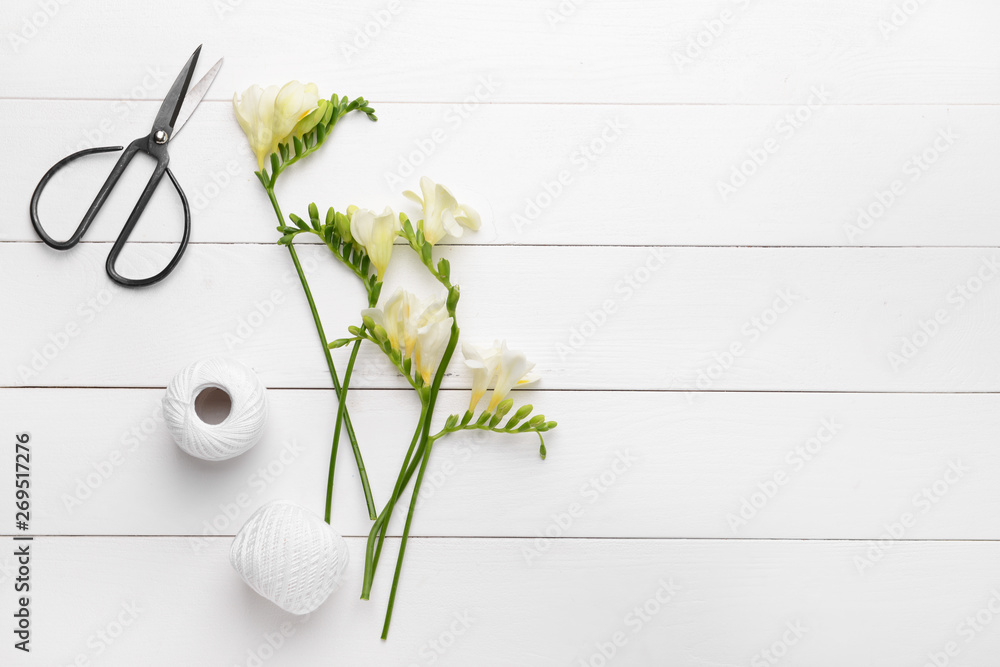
[2,0,999,664]
[5,244,1000,391]
[5,100,999,247]
[9,388,1000,541]
[3,537,1000,667]
[2,0,999,104]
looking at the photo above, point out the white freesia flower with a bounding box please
[462,341,502,413]
[403,176,481,245]
[487,342,540,413]
[233,84,277,169]
[362,289,452,383]
[233,81,324,169]
[396,292,425,360]
[414,314,453,385]
[350,207,399,280]
[273,81,321,145]
[412,295,450,382]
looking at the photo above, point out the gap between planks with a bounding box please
[5,240,1000,249]
[6,386,1000,395]
[5,535,1000,543]
[5,97,1000,107]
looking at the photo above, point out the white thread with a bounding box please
[230,500,350,615]
[162,357,268,461]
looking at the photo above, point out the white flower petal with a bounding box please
[233,84,277,169]
[349,208,375,249]
[380,289,408,351]
[516,371,541,386]
[440,208,463,239]
[434,183,459,213]
[368,207,398,279]
[415,316,453,384]
[419,176,436,210]
[272,81,320,150]
[455,204,482,231]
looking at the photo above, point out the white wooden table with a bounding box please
[2,1,999,664]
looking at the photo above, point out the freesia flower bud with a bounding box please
[335,211,352,242]
[489,398,513,426]
[291,98,327,138]
[505,404,533,429]
[446,285,460,311]
[496,399,513,417]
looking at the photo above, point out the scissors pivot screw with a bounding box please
[154,130,169,145]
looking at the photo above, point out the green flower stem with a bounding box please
[326,335,363,521]
[264,185,377,521]
[371,445,423,570]
[325,286,382,524]
[347,328,420,391]
[430,419,551,451]
[364,408,555,601]
[397,220,452,291]
[288,243,376,521]
[381,428,434,640]
[370,430,431,576]
[361,399,428,600]
[268,141,319,185]
[381,315,461,639]
[309,228,372,292]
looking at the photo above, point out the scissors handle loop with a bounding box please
[29,138,191,288]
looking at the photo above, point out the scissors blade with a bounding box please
[170,57,223,140]
[151,45,202,139]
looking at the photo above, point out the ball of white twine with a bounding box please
[230,500,350,615]
[162,357,268,461]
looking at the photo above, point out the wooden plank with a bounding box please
[3,536,1000,666]
[5,100,999,247]
[5,2,1000,664]
[10,388,1000,540]
[3,244,1000,391]
[2,0,999,104]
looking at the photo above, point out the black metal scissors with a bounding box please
[30,46,223,287]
